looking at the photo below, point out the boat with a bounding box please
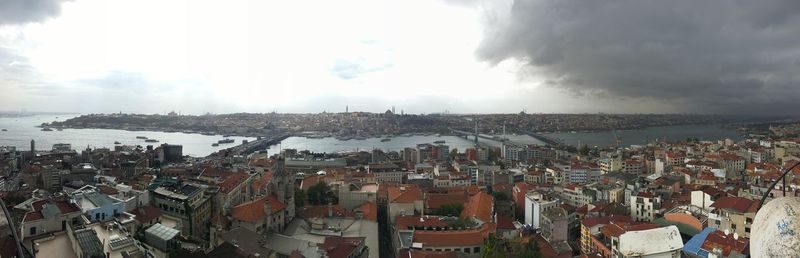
[212,143,219,147]
[114,141,121,144]
[136,136,147,139]
[355,136,367,140]
[145,139,159,143]
[41,128,53,131]
[57,128,63,131]
[1,129,6,131]
[218,139,235,144]
[434,140,446,144]
[223,134,234,138]
[201,132,215,136]
[381,138,391,142]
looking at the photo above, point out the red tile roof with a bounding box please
[218,172,250,194]
[251,171,273,192]
[301,175,324,190]
[297,205,352,218]
[355,201,378,221]
[496,214,516,230]
[318,236,365,258]
[581,215,632,228]
[426,193,468,211]
[461,191,493,222]
[129,205,162,224]
[702,230,749,256]
[412,223,496,247]
[230,195,286,222]
[636,192,656,198]
[395,216,449,230]
[710,197,755,213]
[389,185,422,204]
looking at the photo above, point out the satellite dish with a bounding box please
[724,229,730,235]
[733,233,739,240]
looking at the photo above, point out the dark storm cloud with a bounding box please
[476,0,800,114]
[0,0,71,25]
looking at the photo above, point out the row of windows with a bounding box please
[423,246,481,254]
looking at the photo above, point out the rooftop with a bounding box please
[618,226,683,256]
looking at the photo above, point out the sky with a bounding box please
[1,0,799,115]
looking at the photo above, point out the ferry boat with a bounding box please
[212,143,219,147]
[1,129,6,131]
[136,136,147,139]
[114,141,121,144]
[145,139,159,143]
[381,138,391,142]
[218,139,235,144]
[434,140,446,144]
[41,128,53,131]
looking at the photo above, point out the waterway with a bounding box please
[0,115,255,157]
[542,124,744,147]
[0,115,744,157]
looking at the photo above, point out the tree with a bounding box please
[432,203,464,216]
[492,191,510,202]
[448,217,477,229]
[294,188,306,207]
[307,182,337,205]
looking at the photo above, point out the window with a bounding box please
[30,227,36,235]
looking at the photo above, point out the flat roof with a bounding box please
[34,233,78,258]
[145,223,179,241]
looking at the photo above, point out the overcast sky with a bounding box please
[1,0,799,115]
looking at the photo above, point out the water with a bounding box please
[543,124,743,147]
[1,115,744,157]
[0,115,255,157]
[266,135,490,155]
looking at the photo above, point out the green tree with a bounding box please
[307,182,337,205]
[492,191,510,202]
[294,188,306,207]
[432,203,464,216]
[448,217,477,229]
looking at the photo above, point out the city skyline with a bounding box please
[2,0,800,115]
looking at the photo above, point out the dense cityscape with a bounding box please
[42,112,746,139]
[2,116,800,258]
[4,0,800,257]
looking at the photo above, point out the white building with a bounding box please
[630,192,661,222]
[524,191,558,229]
[72,185,126,222]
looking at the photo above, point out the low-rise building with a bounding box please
[72,185,126,222]
[19,198,83,239]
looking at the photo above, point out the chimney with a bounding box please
[263,198,271,217]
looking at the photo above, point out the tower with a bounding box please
[346,105,349,113]
[273,157,295,223]
[30,139,35,153]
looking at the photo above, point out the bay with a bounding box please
[0,115,255,157]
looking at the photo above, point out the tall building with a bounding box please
[157,144,183,164]
[30,139,35,153]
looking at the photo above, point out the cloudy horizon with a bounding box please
[2,0,800,115]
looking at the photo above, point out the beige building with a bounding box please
[707,196,756,238]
